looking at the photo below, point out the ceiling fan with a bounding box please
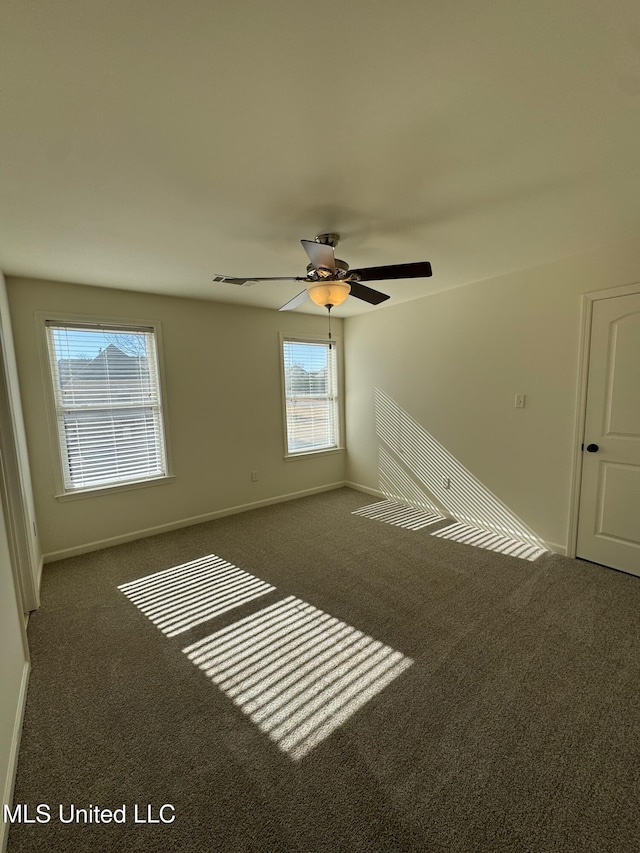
[213,233,433,313]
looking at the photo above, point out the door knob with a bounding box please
[586,443,599,452]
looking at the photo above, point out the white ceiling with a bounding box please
[1,0,640,316]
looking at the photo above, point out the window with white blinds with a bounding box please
[45,321,168,492]
[282,338,340,454]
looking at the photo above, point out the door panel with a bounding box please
[604,313,640,436]
[577,293,640,576]
[597,463,640,542]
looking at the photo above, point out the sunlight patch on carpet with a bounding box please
[118,554,275,636]
[431,521,548,561]
[353,499,444,530]
[183,595,413,761]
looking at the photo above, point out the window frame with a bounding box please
[37,312,174,500]
[279,332,345,460]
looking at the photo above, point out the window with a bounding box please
[44,320,169,494]
[282,337,340,455]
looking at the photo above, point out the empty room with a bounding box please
[1,1,640,851]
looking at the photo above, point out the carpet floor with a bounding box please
[7,488,640,852]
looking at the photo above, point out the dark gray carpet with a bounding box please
[8,488,640,852]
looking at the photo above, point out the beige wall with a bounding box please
[7,277,345,558]
[344,236,640,553]
[9,233,640,559]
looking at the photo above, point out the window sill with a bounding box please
[284,447,345,462]
[55,474,175,501]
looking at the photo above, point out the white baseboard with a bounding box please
[43,482,347,563]
[344,481,384,499]
[1,660,30,853]
[41,480,568,564]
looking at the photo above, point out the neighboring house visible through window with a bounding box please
[282,337,341,455]
[43,320,169,494]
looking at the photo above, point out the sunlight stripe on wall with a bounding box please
[118,554,276,636]
[374,388,548,549]
[378,446,444,516]
[183,596,413,761]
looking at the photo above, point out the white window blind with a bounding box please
[45,322,167,492]
[282,339,339,454]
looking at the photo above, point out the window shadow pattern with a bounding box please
[118,554,275,637]
[183,595,413,761]
[431,521,547,561]
[374,389,548,557]
[378,445,445,517]
[353,499,443,530]
[120,558,413,761]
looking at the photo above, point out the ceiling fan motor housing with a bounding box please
[306,258,350,280]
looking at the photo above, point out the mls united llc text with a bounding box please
[4,803,176,825]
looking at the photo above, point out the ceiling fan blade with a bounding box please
[349,261,432,282]
[301,240,336,273]
[348,280,390,305]
[278,289,309,312]
[213,274,303,286]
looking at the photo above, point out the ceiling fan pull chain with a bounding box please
[327,304,333,348]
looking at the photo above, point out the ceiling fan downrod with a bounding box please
[314,233,340,248]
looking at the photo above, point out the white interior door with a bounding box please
[0,345,39,612]
[576,291,640,576]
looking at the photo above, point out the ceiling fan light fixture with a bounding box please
[306,281,351,308]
